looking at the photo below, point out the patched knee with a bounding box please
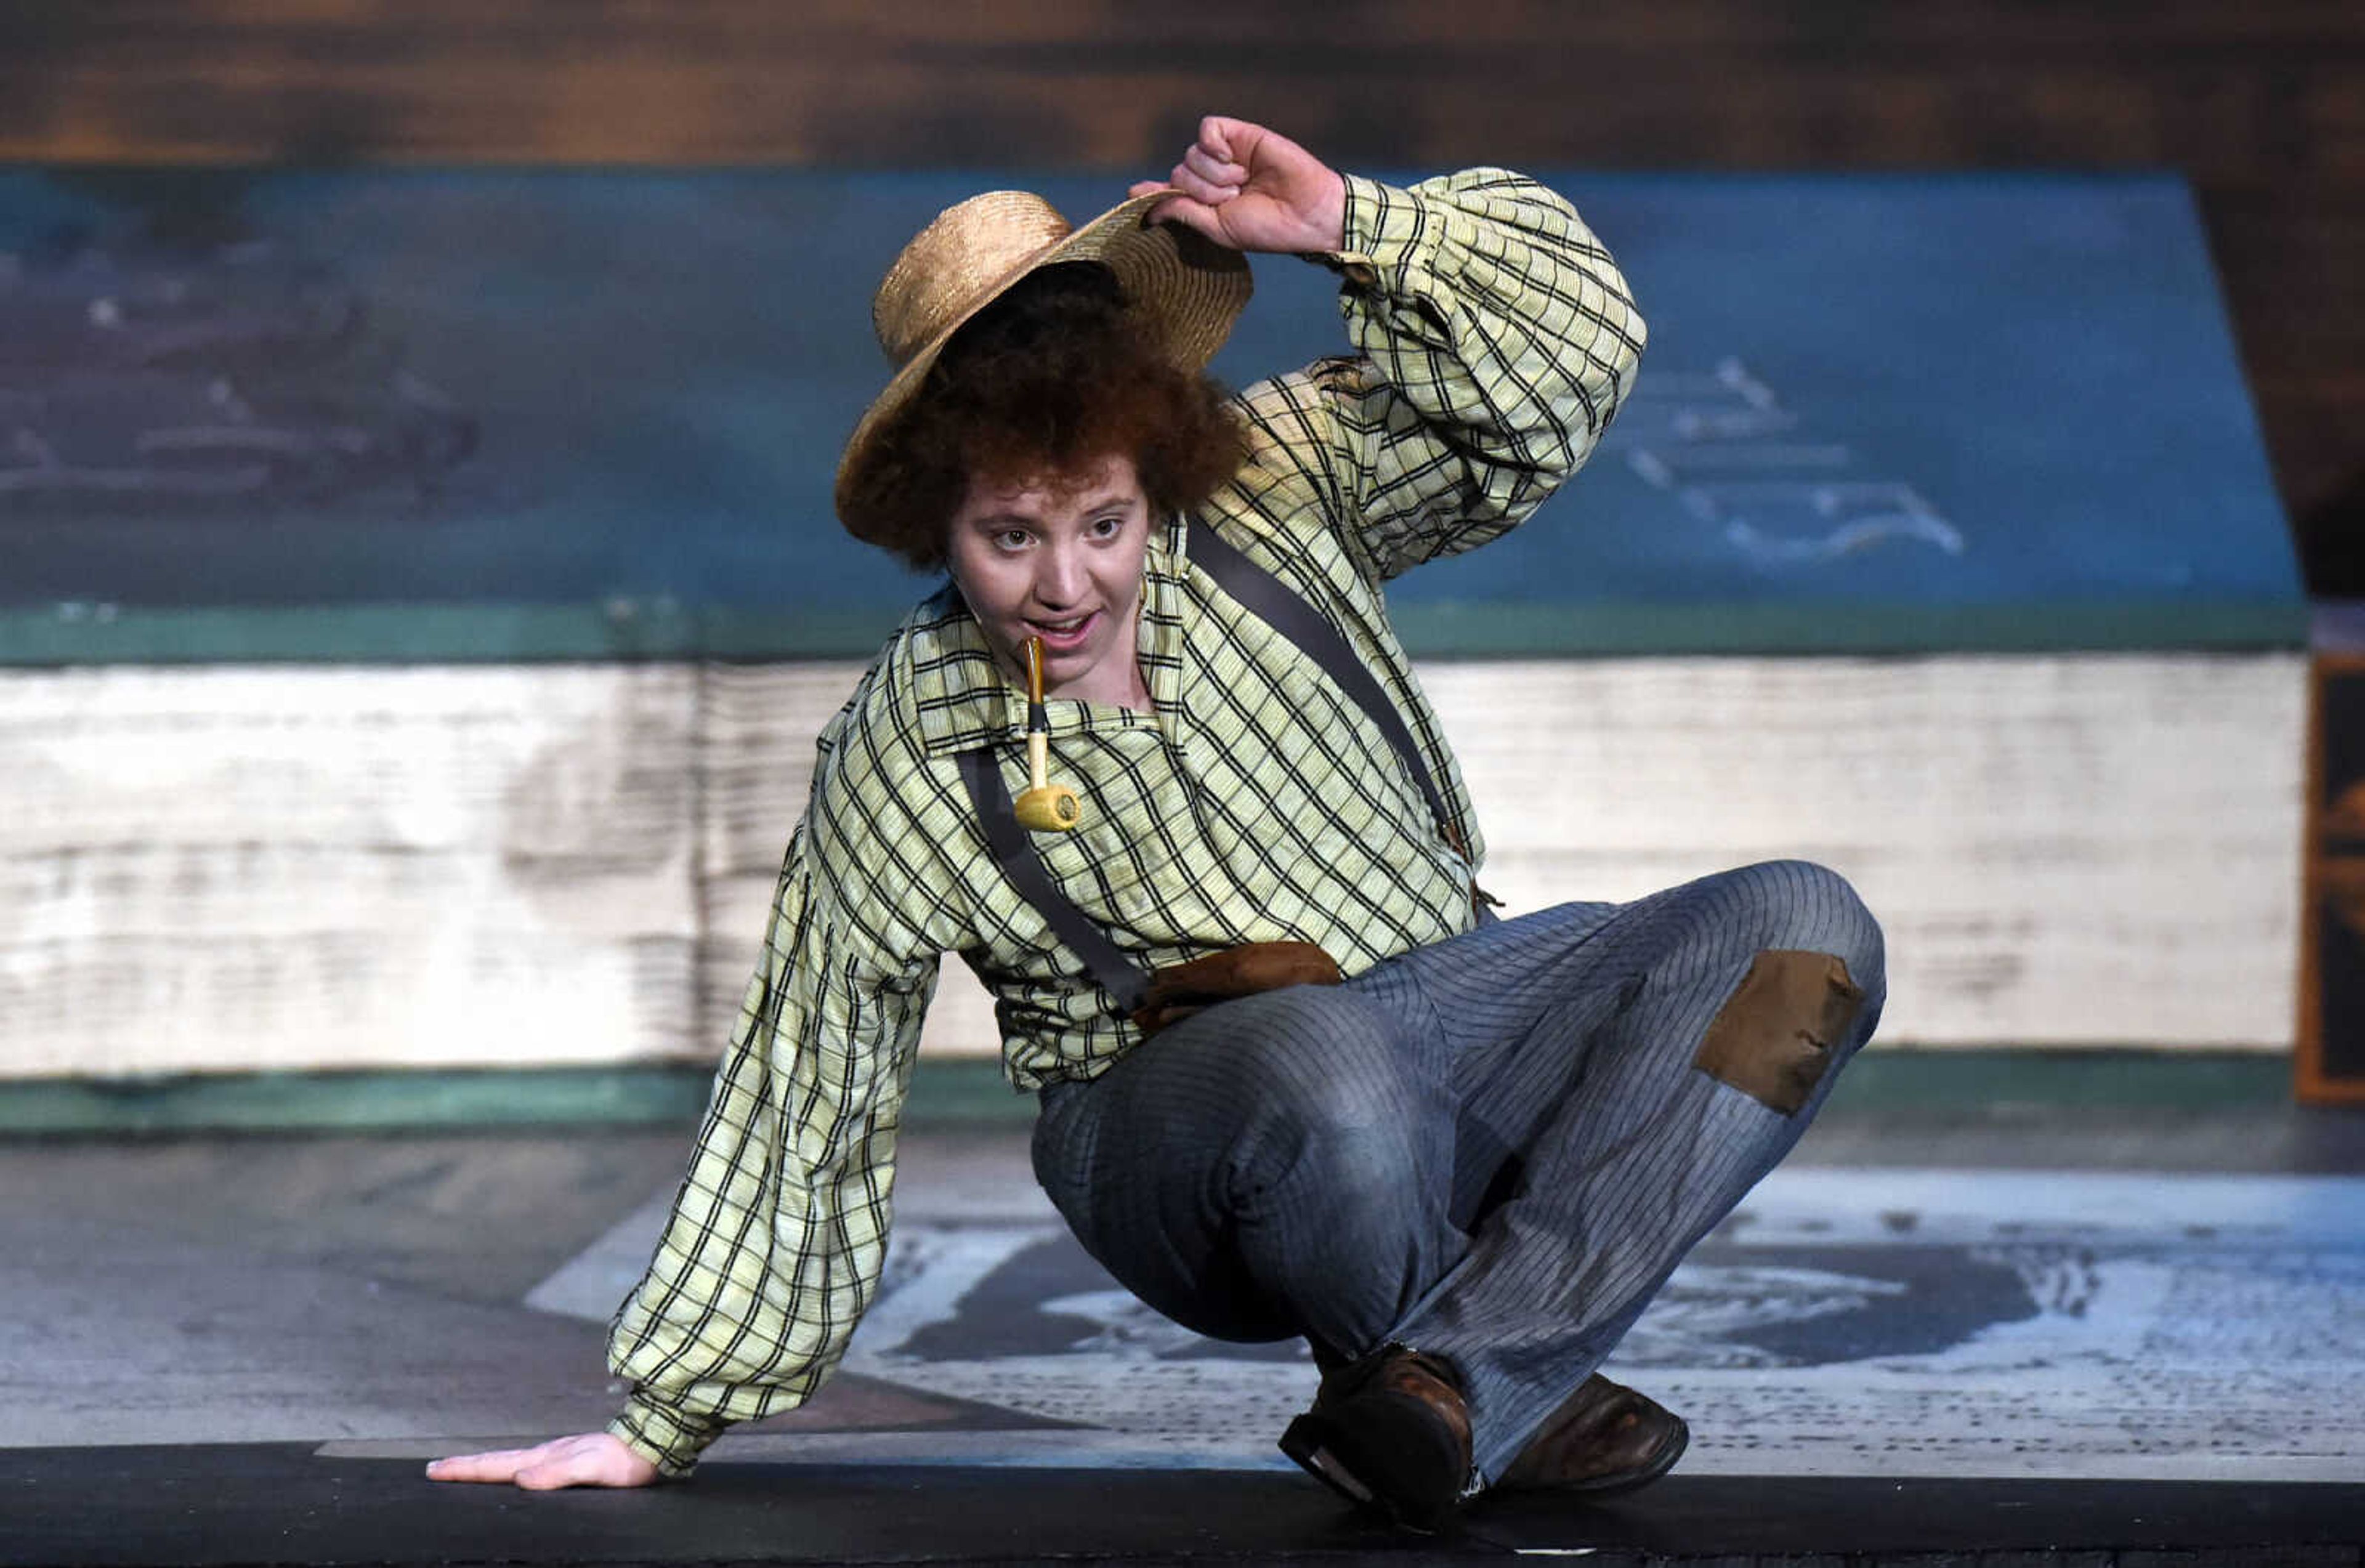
[1692,946,1868,1115]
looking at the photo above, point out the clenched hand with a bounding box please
[1132,115,1348,256]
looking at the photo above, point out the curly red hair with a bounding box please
[838,264,1249,571]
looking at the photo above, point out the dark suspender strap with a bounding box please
[959,519,1487,1014]
[1186,514,1465,854]
[955,745,1152,1014]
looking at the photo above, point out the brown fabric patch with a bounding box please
[1693,949,1865,1115]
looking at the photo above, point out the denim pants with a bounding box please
[1030,858,1887,1483]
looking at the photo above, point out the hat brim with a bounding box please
[833,189,1253,539]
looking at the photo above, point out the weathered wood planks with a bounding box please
[0,652,2305,1076]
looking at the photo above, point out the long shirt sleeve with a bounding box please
[603,710,952,1475]
[1205,167,1643,874]
[1237,168,1644,587]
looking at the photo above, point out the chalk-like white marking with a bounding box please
[516,1170,2365,1482]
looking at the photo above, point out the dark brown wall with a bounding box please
[5,0,2359,589]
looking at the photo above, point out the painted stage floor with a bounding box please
[2,1078,2362,1564]
[502,1166,2365,1484]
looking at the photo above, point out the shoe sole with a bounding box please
[1279,1408,1462,1534]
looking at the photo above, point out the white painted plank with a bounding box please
[0,652,2307,1078]
[693,653,2307,1057]
[1423,654,2307,1047]
[1,666,699,1075]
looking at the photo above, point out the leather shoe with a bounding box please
[1493,1373,1688,1497]
[1279,1344,1471,1532]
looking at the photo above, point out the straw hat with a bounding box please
[833,187,1253,540]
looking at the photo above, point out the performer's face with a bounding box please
[945,452,1151,705]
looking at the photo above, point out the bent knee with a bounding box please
[1689,862,1883,1114]
[1718,859,1885,996]
[1172,990,1437,1197]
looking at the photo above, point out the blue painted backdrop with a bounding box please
[0,168,2300,658]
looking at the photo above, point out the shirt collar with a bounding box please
[912,512,1189,760]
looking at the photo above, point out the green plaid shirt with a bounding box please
[607,167,1644,1474]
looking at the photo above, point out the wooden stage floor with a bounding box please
[3,1061,2360,1565]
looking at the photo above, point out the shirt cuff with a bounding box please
[1317,171,1421,291]
[607,1394,727,1479]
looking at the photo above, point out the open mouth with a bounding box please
[1026,612,1098,650]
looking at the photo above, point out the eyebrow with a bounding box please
[964,490,1139,530]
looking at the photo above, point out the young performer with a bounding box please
[431,115,1884,1531]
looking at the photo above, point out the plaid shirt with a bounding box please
[607,167,1644,1474]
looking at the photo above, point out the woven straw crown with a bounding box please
[833,187,1253,540]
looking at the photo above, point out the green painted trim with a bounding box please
[0,1049,2292,1135]
[0,597,2307,667]
[1824,1047,2295,1113]
[0,602,913,666]
[1391,599,2311,658]
[0,1066,716,1135]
